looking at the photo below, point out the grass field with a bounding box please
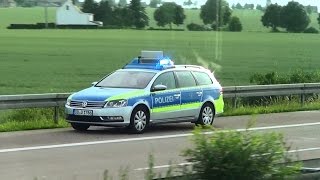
[0,29,320,95]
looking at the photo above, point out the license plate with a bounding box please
[73,109,93,116]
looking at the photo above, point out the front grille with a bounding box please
[70,100,105,108]
[66,115,124,123]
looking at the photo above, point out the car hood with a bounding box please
[71,87,145,101]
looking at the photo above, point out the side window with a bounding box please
[152,72,176,90]
[192,71,213,85]
[175,71,197,88]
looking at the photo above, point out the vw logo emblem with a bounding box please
[82,101,88,108]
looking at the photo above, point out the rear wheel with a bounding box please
[196,103,215,126]
[71,123,90,131]
[129,106,149,134]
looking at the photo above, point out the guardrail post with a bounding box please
[54,106,58,124]
[300,94,305,106]
[233,97,237,109]
[300,84,306,106]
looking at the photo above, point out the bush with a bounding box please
[304,27,319,34]
[250,69,320,85]
[182,126,301,180]
[147,27,185,31]
[7,23,55,29]
[228,16,243,32]
[187,23,210,31]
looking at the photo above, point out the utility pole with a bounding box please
[44,0,48,28]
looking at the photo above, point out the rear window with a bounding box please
[175,71,197,88]
[192,71,213,85]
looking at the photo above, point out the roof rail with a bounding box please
[175,65,206,69]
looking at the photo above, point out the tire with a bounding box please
[129,106,149,134]
[196,103,215,126]
[71,123,90,131]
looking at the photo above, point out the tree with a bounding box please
[235,3,242,9]
[183,0,193,6]
[318,13,320,27]
[14,0,25,6]
[154,2,186,29]
[107,0,115,7]
[305,5,312,14]
[280,1,310,33]
[82,0,98,13]
[229,16,242,32]
[244,3,254,10]
[71,0,78,5]
[94,1,113,25]
[112,6,132,27]
[200,0,232,27]
[118,0,127,7]
[128,0,149,29]
[149,0,161,8]
[261,3,282,32]
[256,4,264,11]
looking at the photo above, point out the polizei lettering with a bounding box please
[155,96,174,104]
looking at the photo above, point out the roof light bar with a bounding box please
[123,50,175,70]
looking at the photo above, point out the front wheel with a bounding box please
[71,123,90,131]
[196,103,215,126]
[129,106,149,134]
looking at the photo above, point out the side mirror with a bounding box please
[152,84,167,92]
[91,82,98,86]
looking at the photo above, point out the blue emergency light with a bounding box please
[123,51,175,70]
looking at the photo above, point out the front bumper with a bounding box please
[65,105,132,127]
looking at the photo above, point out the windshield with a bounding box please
[96,71,156,89]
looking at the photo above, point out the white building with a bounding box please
[56,0,102,26]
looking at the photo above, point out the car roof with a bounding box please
[118,65,211,74]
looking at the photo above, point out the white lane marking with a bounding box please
[134,147,320,171]
[1,122,320,153]
[289,147,320,153]
[135,162,193,171]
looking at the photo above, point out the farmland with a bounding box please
[0,29,319,95]
[0,7,320,95]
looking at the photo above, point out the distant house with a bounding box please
[0,0,16,7]
[56,0,102,26]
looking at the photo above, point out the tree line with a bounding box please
[81,0,242,32]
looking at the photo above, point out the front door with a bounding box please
[150,72,181,120]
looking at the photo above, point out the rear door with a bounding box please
[175,71,203,118]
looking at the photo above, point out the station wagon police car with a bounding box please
[65,51,224,133]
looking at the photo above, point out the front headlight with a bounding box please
[66,98,71,106]
[104,99,128,108]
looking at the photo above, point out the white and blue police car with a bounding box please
[65,51,224,133]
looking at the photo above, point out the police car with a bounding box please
[65,51,224,133]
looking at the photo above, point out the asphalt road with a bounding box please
[0,111,320,180]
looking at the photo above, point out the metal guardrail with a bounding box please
[0,83,320,123]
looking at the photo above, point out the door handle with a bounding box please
[174,94,181,97]
[196,92,203,96]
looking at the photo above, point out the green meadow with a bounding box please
[0,29,319,95]
[0,7,319,95]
